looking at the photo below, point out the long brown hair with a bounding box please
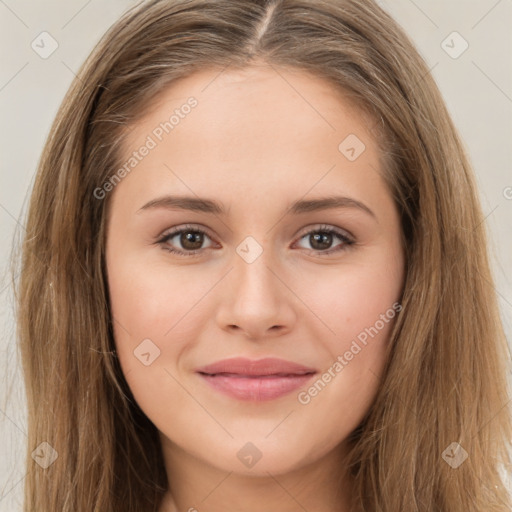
[13,0,512,510]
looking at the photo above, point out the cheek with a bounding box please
[296,252,402,407]
[106,258,207,423]
[107,250,213,342]
[106,250,229,397]
[307,257,402,351]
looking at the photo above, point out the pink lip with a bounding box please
[195,357,317,401]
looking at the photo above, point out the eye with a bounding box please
[155,224,216,257]
[155,223,354,257]
[293,224,354,255]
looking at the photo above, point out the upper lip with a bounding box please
[196,357,317,377]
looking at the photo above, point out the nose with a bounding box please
[215,246,296,341]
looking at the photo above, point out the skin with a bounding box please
[105,62,405,512]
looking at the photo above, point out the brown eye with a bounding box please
[294,225,354,255]
[156,225,214,256]
[156,224,354,258]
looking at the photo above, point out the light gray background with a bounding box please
[1,1,511,509]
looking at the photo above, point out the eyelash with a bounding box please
[155,223,355,258]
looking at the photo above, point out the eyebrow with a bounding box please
[137,194,376,219]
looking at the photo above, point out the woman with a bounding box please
[15,0,512,510]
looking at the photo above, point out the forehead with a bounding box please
[111,64,385,216]
[126,64,376,152]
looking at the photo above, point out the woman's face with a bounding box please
[105,64,404,477]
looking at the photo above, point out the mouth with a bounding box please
[195,357,317,401]
[197,372,317,401]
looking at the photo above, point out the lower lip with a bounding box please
[198,373,316,401]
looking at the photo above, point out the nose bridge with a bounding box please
[233,234,280,307]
